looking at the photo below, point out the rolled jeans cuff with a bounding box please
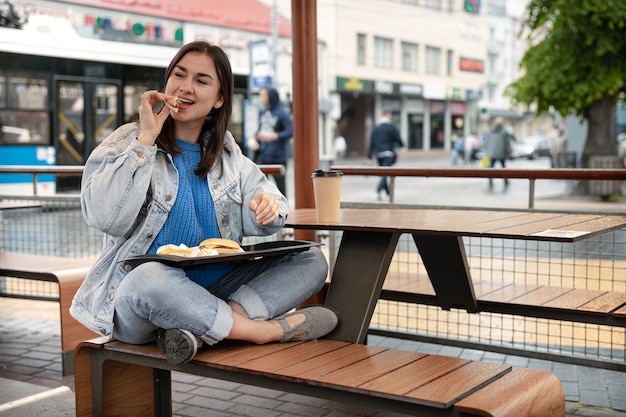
[199,297,233,345]
[230,284,270,321]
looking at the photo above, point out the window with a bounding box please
[357,33,366,66]
[8,75,47,109]
[447,49,453,76]
[1,73,49,145]
[425,46,440,74]
[374,36,393,68]
[401,42,418,71]
[424,0,441,11]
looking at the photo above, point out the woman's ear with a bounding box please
[214,95,224,109]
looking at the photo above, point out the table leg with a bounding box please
[325,230,401,343]
[411,234,478,312]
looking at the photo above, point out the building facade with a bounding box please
[271,0,489,157]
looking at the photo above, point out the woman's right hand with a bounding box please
[137,91,172,147]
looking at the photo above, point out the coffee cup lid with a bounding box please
[311,169,343,177]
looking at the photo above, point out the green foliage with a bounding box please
[506,0,626,119]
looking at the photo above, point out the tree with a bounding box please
[506,0,626,168]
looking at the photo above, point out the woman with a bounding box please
[70,41,337,365]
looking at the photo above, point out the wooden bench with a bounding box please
[380,270,626,329]
[0,251,94,375]
[74,337,564,417]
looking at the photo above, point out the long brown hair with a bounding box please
[155,41,234,177]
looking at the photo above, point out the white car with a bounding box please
[511,135,552,160]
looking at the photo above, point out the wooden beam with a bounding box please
[291,0,318,242]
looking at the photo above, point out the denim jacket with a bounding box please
[70,123,288,337]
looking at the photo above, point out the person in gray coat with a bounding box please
[484,117,513,188]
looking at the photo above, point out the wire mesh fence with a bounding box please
[2,195,625,370]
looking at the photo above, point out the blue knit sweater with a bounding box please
[148,139,234,288]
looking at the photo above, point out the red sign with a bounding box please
[459,57,484,73]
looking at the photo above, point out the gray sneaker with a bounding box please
[276,305,339,342]
[156,328,199,365]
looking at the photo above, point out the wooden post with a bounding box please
[291,0,318,218]
[291,0,323,305]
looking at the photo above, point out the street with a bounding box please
[284,149,626,212]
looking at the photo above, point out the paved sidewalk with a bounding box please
[0,300,625,417]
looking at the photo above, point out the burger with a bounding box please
[199,238,244,254]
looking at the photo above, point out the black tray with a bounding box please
[123,240,322,268]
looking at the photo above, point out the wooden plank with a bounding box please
[454,368,565,417]
[473,280,510,298]
[478,283,540,303]
[352,355,470,401]
[231,339,351,372]
[542,288,608,311]
[614,305,626,318]
[383,271,434,295]
[578,292,626,314]
[503,286,573,306]
[306,347,425,386]
[404,360,512,408]
[0,202,41,210]
[0,252,93,277]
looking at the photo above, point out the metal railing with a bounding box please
[0,164,285,196]
[331,165,626,208]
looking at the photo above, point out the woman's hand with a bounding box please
[137,91,174,146]
[249,192,280,225]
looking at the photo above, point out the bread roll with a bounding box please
[164,96,179,112]
[156,243,218,257]
[199,238,244,254]
[157,243,192,257]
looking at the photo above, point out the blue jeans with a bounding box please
[488,158,509,186]
[376,155,396,194]
[112,247,328,346]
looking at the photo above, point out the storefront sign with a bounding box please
[374,80,393,94]
[447,87,464,100]
[459,57,484,73]
[398,83,423,97]
[336,77,372,93]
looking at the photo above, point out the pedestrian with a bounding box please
[70,41,337,366]
[368,109,404,200]
[334,135,347,160]
[247,85,293,197]
[484,117,512,188]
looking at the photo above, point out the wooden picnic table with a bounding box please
[285,208,626,343]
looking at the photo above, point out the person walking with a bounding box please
[484,117,513,189]
[368,109,404,200]
[247,86,293,197]
[71,41,337,366]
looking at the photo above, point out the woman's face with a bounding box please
[164,51,224,124]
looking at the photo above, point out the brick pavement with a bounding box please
[0,299,625,416]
